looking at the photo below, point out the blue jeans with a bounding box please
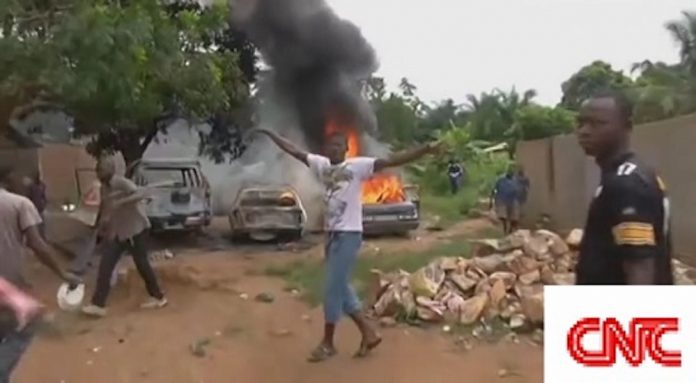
[0,322,36,383]
[324,232,362,324]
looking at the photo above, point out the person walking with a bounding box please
[447,160,464,194]
[575,91,673,285]
[254,128,440,362]
[0,166,79,381]
[81,157,167,317]
[490,169,521,234]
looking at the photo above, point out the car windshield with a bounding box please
[137,167,201,188]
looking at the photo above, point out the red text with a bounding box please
[566,317,681,367]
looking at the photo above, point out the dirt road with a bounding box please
[15,219,543,383]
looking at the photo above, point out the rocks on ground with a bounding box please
[369,228,696,334]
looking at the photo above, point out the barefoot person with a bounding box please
[575,91,673,285]
[81,157,167,317]
[0,166,80,381]
[255,128,440,362]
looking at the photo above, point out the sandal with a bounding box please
[307,344,337,363]
[353,337,382,358]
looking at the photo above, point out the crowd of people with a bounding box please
[0,90,676,381]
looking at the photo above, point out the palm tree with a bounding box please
[463,88,537,157]
[631,59,696,123]
[665,11,696,75]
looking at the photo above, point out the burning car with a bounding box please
[228,186,307,241]
[131,158,213,232]
[324,119,421,235]
[362,180,421,235]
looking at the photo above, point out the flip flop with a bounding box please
[353,337,382,358]
[307,344,337,363]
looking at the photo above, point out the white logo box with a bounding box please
[545,286,696,383]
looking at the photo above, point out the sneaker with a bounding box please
[81,304,107,318]
[140,297,168,310]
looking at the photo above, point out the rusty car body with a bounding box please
[228,186,307,241]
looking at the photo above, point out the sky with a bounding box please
[325,0,694,106]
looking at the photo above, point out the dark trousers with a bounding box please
[91,232,164,307]
[449,176,461,194]
[0,322,36,383]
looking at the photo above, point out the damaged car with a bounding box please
[228,186,307,241]
[131,158,212,232]
[363,184,420,235]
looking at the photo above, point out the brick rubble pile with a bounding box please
[368,229,695,330]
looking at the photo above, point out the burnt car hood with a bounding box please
[363,202,417,214]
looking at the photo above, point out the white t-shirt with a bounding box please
[307,154,376,232]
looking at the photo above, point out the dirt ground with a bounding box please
[15,218,543,383]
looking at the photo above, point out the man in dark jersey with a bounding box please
[575,91,673,285]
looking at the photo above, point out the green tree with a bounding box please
[375,94,420,146]
[560,61,633,111]
[1,0,250,166]
[666,11,696,74]
[418,98,468,139]
[631,60,696,123]
[512,105,575,140]
[465,88,536,147]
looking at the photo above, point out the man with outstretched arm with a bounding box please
[575,90,673,285]
[254,128,441,362]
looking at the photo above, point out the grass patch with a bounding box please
[420,189,479,226]
[265,236,473,306]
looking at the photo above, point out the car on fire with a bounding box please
[130,158,213,232]
[228,186,307,242]
[362,182,421,236]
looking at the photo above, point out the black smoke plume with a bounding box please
[231,0,379,151]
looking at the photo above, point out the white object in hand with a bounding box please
[56,283,85,311]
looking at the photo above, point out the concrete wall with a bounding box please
[38,143,99,206]
[517,113,696,256]
[0,142,101,208]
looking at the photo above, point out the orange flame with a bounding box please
[324,118,405,204]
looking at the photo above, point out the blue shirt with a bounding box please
[493,176,519,204]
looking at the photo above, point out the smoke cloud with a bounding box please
[145,0,384,230]
[231,0,379,151]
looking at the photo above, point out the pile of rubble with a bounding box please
[368,229,695,330]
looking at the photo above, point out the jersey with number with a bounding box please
[576,152,673,285]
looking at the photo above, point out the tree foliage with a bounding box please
[560,61,633,111]
[513,105,575,140]
[0,0,253,165]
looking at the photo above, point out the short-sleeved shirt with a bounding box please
[576,152,673,285]
[306,154,376,232]
[0,189,43,287]
[448,164,463,177]
[101,175,150,241]
[493,176,519,205]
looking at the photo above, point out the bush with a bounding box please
[408,152,509,224]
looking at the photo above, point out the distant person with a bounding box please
[81,157,167,318]
[575,91,673,285]
[253,128,440,362]
[0,166,79,381]
[490,169,520,234]
[516,168,530,214]
[447,160,464,194]
[27,172,47,238]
